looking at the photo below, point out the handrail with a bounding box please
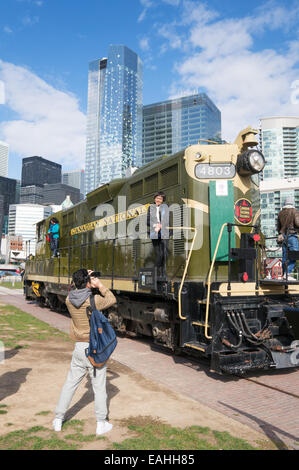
[205,223,228,339]
[167,226,198,320]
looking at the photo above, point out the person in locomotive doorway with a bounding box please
[47,217,60,258]
[277,197,299,281]
[147,191,170,277]
[53,268,116,436]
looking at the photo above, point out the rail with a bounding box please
[261,232,299,281]
[205,223,228,339]
[166,226,198,321]
[205,222,259,340]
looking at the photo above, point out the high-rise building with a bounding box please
[85,45,143,194]
[21,156,61,187]
[142,94,221,165]
[20,185,44,204]
[0,175,17,235]
[42,183,80,205]
[0,141,9,177]
[259,117,299,255]
[62,169,85,199]
[8,204,52,256]
[260,117,299,180]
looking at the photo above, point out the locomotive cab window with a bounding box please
[195,163,235,179]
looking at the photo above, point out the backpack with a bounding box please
[85,295,117,372]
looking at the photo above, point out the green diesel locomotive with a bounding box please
[24,127,299,375]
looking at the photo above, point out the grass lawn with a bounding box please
[0,304,271,451]
[0,281,23,289]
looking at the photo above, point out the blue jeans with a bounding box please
[55,342,107,422]
[282,234,298,274]
[50,238,59,256]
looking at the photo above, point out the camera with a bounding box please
[89,271,102,295]
[89,271,101,278]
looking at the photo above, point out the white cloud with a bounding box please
[138,0,154,22]
[162,0,180,6]
[139,36,150,51]
[0,60,86,168]
[3,26,13,34]
[21,15,39,26]
[162,1,299,141]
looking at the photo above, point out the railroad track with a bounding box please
[245,377,299,400]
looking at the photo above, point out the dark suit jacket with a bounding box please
[147,204,170,240]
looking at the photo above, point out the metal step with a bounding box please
[184,340,207,352]
[260,279,299,285]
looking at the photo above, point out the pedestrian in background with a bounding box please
[277,197,299,280]
[47,218,60,258]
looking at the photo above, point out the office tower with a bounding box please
[260,117,299,180]
[20,185,44,204]
[42,183,80,205]
[259,117,299,256]
[8,204,52,256]
[85,45,143,194]
[21,156,61,187]
[0,175,17,235]
[0,141,9,177]
[62,169,85,199]
[142,93,221,165]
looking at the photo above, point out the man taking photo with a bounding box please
[53,268,116,435]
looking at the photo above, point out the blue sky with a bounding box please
[1,0,299,180]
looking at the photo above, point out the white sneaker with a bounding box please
[96,420,113,435]
[52,418,63,432]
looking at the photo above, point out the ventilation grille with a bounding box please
[161,164,178,188]
[133,239,141,263]
[130,180,143,200]
[144,173,158,194]
[172,205,185,255]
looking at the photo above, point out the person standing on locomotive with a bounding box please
[147,191,170,277]
[53,269,116,436]
[47,217,60,258]
[277,197,299,280]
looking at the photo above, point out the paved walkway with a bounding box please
[1,286,299,450]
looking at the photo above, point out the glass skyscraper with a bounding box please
[142,94,221,165]
[0,140,9,177]
[85,45,143,194]
[259,117,299,257]
[260,117,299,180]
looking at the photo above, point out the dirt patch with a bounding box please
[0,336,276,450]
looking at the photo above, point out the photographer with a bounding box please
[53,268,116,436]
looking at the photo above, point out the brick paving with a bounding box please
[1,286,299,449]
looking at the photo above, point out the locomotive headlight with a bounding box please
[237,149,265,176]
